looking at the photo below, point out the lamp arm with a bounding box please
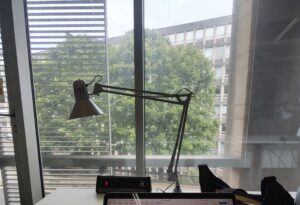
[167,95,191,192]
[93,83,191,105]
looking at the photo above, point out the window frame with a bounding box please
[0,0,44,203]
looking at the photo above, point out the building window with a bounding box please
[215,46,224,59]
[215,85,221,95]
[215,106,220,114]
[215,66,223,79]
[205,27,214,40]
[168,34,175,44]
[222,123,226,132]
[225,46,231,57]
[227,24,232,36]
[196,29,204,40]
[176,32,184,44]
[221,105,227,115]
[216,26,225,37]
[204,48,213,58]
[224,84,228,94]
[185,31,194,42]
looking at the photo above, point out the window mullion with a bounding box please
[134,0,145,176]
[0,0,44,203]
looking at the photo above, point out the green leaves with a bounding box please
[109,30,218,155]
[33,31,218,156]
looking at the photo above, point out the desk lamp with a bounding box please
[69,75,194,192]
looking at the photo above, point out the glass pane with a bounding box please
[26,0,135,194]
[0,27,20,204]
[186,31,194,42]
[232,0,300,191]
[226,24,232,36]
[204,48,213,59]
[215,67,223,80]
[145,0,233,192]
[216,26,225,37]
[168,34,175,44]
[196,29,203,40]
[107,0,135,160]
[205,27,214,39]
[176,32,184,44]
[225,46,230,58]
[215,46,224,59]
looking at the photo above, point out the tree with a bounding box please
[108,30,218,155]
[32,30,218,156]
[32,34,110,155]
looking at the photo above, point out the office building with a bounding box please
[156,16,232,154]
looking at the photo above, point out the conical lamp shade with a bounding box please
[69,79,103,120]
[69,99,103,119]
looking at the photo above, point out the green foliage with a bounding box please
[108,30,218,155]
[32,34,109,155]
[33,30,218,156]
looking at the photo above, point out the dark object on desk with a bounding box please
[96,176,151,194]
[199,164,295,205]
[261,176,294,205]
[198,164,230,192]
[296,186,300,205]
[103,192,237,205]
[198,164,261,204]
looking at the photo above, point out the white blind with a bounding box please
[27,0,109,195]
[0,32,21,205]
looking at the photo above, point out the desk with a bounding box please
[35,189,104,205]
[35,188,298,205]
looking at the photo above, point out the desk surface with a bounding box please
[35,189,104,205]
[35,188,298,205]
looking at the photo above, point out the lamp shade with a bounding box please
[69,99,103,119]
[69,79,103,120]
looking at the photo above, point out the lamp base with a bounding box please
[173,182,182,193]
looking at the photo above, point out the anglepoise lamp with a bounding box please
[69,75,194,192]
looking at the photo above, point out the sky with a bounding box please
[107,0,233,37]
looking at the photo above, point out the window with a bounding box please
[185,31,194,42]
[196,29,204,40]
[224,84,228,94]
[227,24,232,36]
[221,105,227,115]
[204,48,213,59]
[205,27,214,40]
[215,46,224,59]
[168,34,175,44]
[225,46,231,57]
[215,67,223,80]
[145,0,229,192]
[222,123,226,132]
[215,106,220,115]
[215,85,221,95]
[216,26,225,37]
[176,32,184,44]
[26,0,136,195]
[3,0,300,200]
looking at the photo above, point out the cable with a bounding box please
[164,182,175,192]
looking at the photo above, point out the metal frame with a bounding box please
[134,0,145,177]
[0,0,44,204]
